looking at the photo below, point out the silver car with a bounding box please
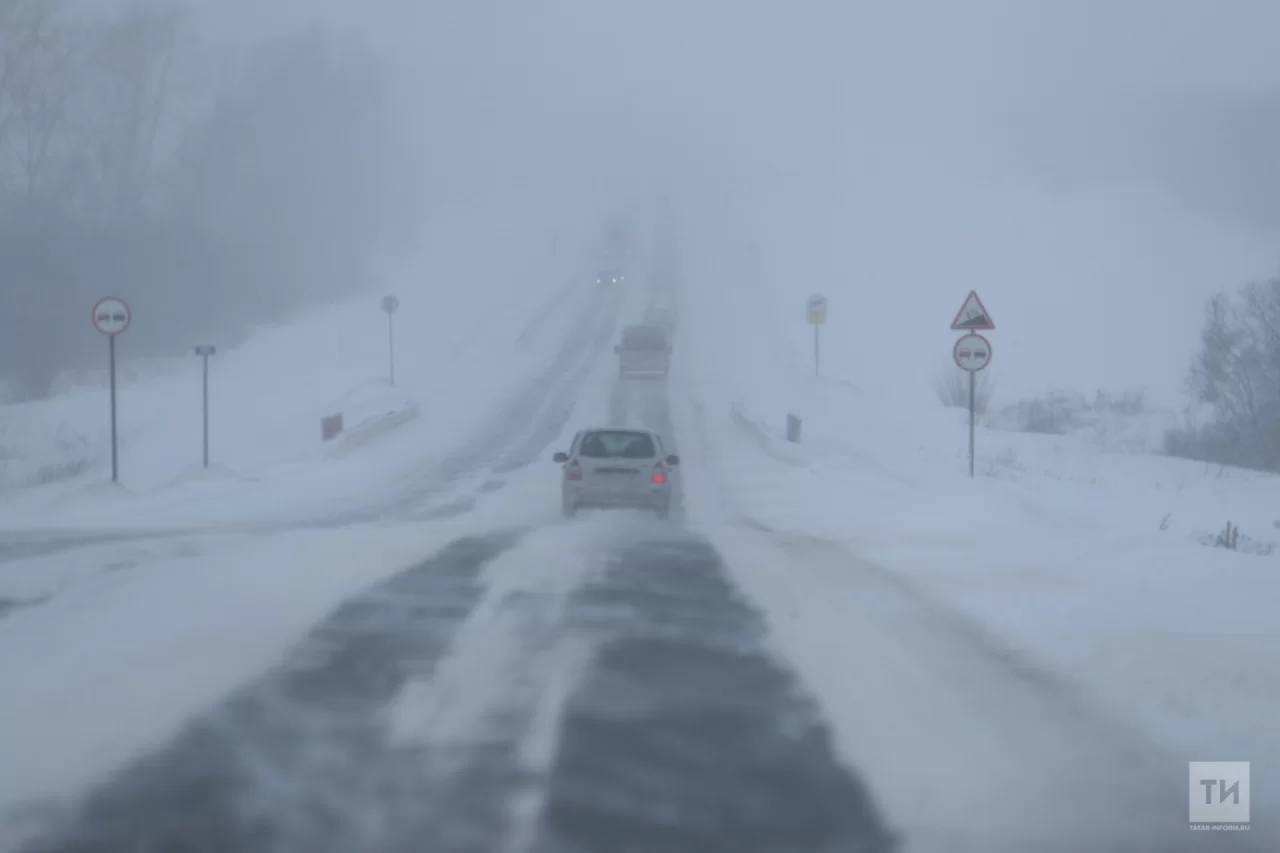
[553,427,679,518]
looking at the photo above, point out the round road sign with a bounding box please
[92,297,131,336]
[953,333,992,372]
[381,295,400,314]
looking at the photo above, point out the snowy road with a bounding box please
[2,284,1264,853]
[15,523,897,853]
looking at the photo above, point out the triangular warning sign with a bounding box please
[950,290,995,330]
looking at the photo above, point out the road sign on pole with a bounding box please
[381,295,399,386]
[807,294,827,324]
[950,290,995,331]
[953,332,992,478]
[92,297,131,483]
[195,345,216,468]
[807,294,827,376]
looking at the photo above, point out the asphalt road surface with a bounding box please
[14,525,897,853]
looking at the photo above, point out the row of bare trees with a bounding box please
[0,0,194,218]
[0,0,427,400]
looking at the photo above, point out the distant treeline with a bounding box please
[0,0,428,399]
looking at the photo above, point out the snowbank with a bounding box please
[0,526,442,823]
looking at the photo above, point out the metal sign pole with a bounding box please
[814,324,820,377]
[968,369,975,478]
[193,345,217,468]
[388,312,395,387]
[202,353,210,469]
[109,335,118,482]
[381,295,399,386]
[807,293,827,378]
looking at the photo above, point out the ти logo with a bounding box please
[1189,762,1250,829]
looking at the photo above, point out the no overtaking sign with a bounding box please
[92,297,131,336]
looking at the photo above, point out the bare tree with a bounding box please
[73,0,194,216]
[0,0,84,203]
[1172,274,1280,471]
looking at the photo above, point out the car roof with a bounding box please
[578,426,658,437]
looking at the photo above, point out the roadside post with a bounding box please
[807,293,827,376]
[91,297,131,482]
[195,345,216,468]
[381,295,400,386]
[950,290,995,478]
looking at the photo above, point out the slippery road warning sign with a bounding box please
[950,290,994,330]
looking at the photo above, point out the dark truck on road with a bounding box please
[615,324,671,379]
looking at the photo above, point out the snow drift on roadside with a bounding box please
[0,527,444,824]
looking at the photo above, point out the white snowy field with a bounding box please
[672,238,1280,839]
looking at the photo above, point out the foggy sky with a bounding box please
[195,0,1280,403]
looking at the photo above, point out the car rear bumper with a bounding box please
[564,485,668,510]
[572,497,667,510]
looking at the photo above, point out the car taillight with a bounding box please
[567,461,582,480]
[652,461,666,483]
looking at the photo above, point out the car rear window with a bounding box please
[621,326,667,349]
[578,431,657,459]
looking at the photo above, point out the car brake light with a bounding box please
[652,461,666,483]
[567,461,582,480]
